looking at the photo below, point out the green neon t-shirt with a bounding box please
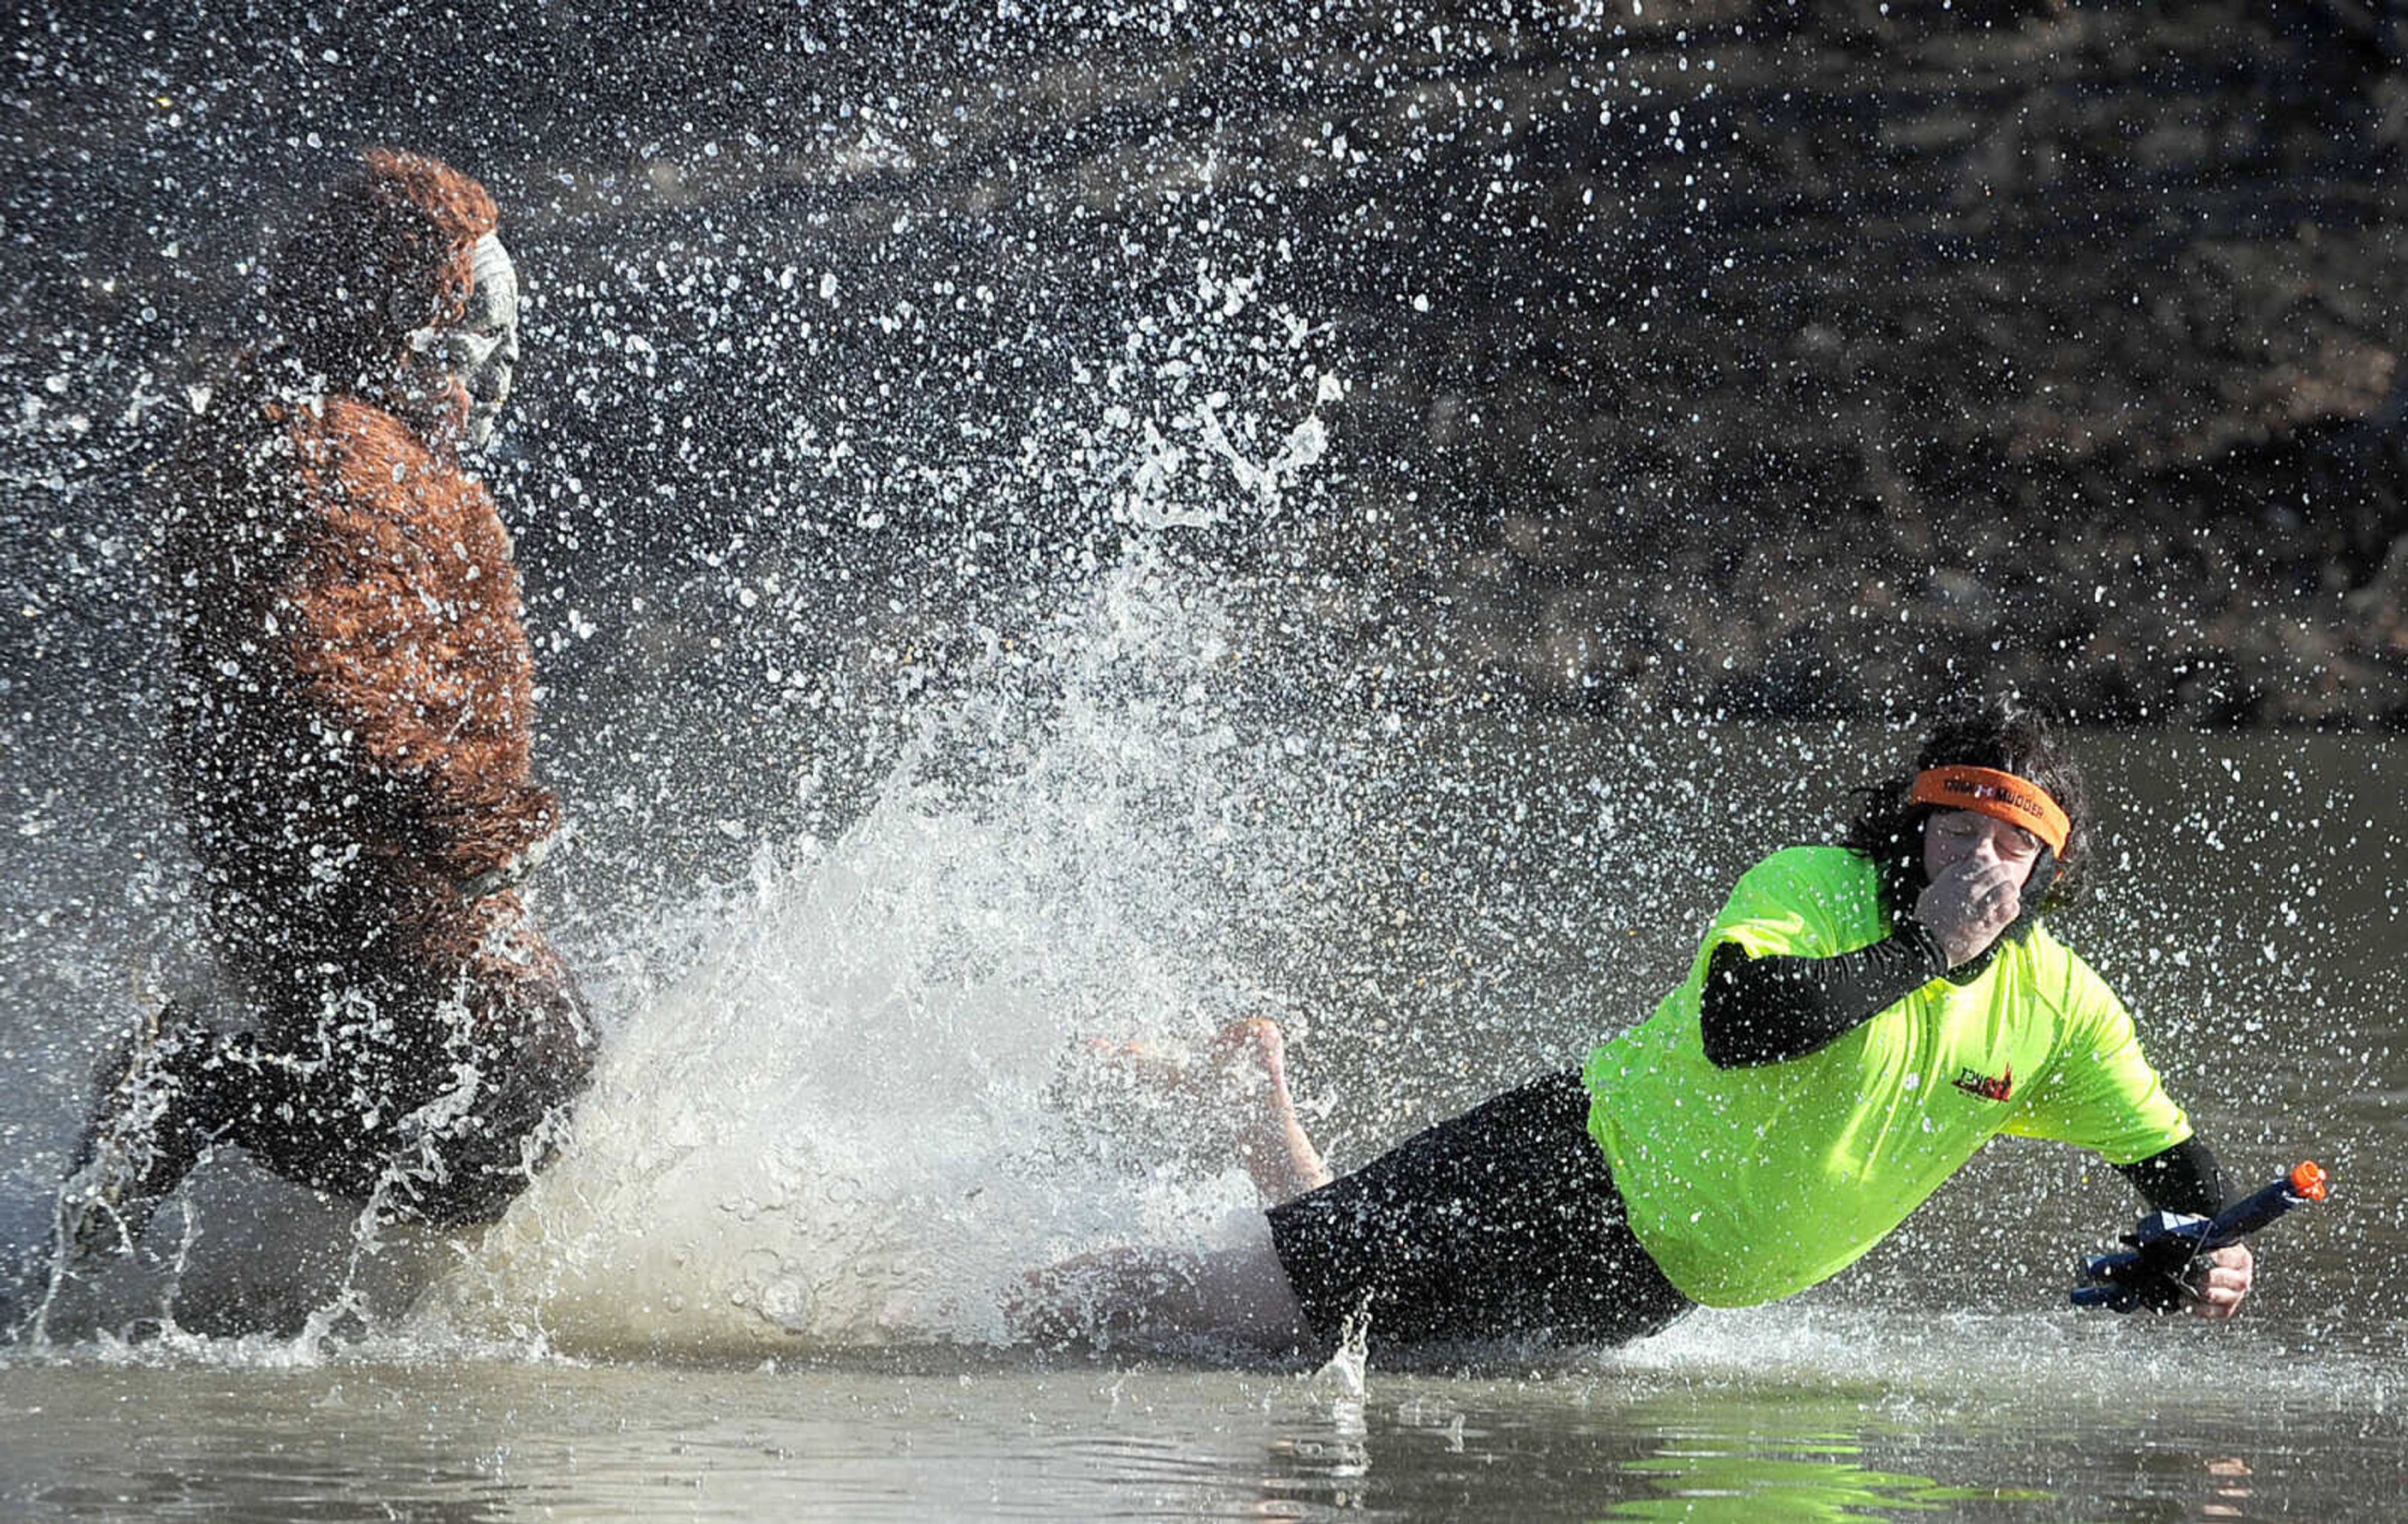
[1583,845,2192,1308]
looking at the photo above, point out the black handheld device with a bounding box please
[2071,1161,2329,1314]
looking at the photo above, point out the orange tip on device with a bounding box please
[2289,1160,2330,1202]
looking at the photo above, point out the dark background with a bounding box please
[8,0,2402,730]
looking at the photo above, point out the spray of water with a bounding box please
[6,244,1416,1355]
[436,550,1358,1357]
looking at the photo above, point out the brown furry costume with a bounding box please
[69,150,594,1246]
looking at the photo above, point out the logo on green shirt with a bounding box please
[1951,1063,2014,1103]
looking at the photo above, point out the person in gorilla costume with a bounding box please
[60,148,594,1261]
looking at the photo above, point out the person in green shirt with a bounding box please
[1020,698,2255,1357]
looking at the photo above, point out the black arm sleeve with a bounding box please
[2116,1135,2229,1217]
[1698,920,1951,1068]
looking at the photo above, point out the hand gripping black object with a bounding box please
[2072,1162,2330,1313]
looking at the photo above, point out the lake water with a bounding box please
[4,1311,2400,1519]
[3,685,2399,1520]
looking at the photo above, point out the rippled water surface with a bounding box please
[7,1313,2401,1521]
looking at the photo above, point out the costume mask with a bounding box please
[399,233,520,451]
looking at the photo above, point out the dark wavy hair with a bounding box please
[268,147,499,394]
[1842,697,2094,918]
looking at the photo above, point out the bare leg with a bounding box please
[1210,1018,1332,1205]
[1084,1016,1332,1204]
[1010,1017,1333,1355]
[1006,1216,1316,1355]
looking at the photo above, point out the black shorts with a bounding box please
[1265,1071,1692,1353]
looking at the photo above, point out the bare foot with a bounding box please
[1079,1022,1284,1112]
[1077,1017,1332,1206]
[1079,1036,1201,1097]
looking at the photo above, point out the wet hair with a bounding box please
[267,147,499,390]
[1842,696,2094,918]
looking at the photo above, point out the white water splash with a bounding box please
[436,556,1334,1357]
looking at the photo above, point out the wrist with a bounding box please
[1891,915,1952,975]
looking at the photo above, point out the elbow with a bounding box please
[1698,1011,1763,1069]
[1698,943,1760,1068]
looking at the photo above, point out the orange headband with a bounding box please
[1909,765,2070,856]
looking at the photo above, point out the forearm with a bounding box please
[2113,1137,2251,1320]
[2116,1135,2228,1218]
[1699,921,1949,1068]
